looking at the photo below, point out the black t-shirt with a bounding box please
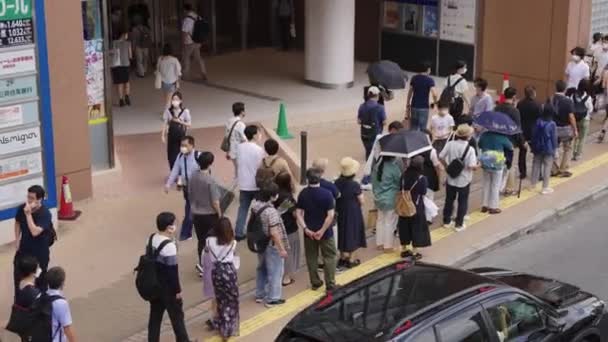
[552,94,575,127]
[15,284,41,308]
[494,103,522,128]
[517,98,542,141]
[16,204,52,258]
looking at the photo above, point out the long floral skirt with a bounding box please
[211,262,240,338]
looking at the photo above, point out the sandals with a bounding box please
[413,253,423,261]
[401,250,414,258]
[347,259,361,268]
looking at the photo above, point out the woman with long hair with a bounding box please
[274,173,300,286]
[371,155,402,252]
[161,91,191,170]
[397,156,431,260]
[205,218,239,341]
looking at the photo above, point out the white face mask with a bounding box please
[172,100,181,108]
[603,43,608,50]
[180,146,189,154]
[572,55,582,62]
[459,68,468,75]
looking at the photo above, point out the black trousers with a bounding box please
[148,291,190,342]
[361,137,375,160]
[193,213,219,264]
[278,16,291,50]
[13,252,49,299]
[443,184,471,227]
[167,138,181,170]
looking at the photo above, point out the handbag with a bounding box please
[218,182,236,213]
[395,177,420,218]
[556,126,573,141]
[446,144,470,178]
[109,43,121,68]
[220,120,240,153]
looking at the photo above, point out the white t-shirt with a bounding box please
[150,234,178,258]
[204,237,236,263]
[430,113,455,140]
[226,117,247,159]
[446,74,469,97]
[565,61,590,89]
[236,141,265,191]
[439,140,478,187]
[595,50,608,75]
[181,11,198,45]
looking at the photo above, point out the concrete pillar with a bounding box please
[304,0,355,88]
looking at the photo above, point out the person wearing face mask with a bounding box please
[162,92,191,170]
[13,185,53,297]
[147,212,196,342]
[565,47,590,94]
[495,87,524,196]
[165,136,201,241]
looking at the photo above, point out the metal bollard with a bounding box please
[300,131,307,185]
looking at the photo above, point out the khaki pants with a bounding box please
[304,236,337,288]
[552,139,573,174]
[182,43,207,78]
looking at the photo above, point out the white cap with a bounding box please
[367,86,380,96]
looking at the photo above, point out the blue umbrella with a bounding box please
[473,111,521,136]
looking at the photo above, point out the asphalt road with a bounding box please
[465,194,608,300]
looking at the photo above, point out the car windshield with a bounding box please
[315,266,486,335]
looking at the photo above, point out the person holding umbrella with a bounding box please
[494,87,523,196]
[475,111,518,214]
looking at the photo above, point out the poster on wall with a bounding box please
[0,103,22,128]
[440,0,476,44]
[84,39,106,123]
[422,5,438,37]
[0,18,34,47]
[0,151,43,183]
[0,125,41,155]
[0,75,37,103]
[402,4,420,34]
[383,2,401,30]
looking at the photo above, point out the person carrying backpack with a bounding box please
[358,86,386,160]
[131,16,152,77]
[571,79,593,161]
[439,125,478,232]
[441,61,470,122]
[181,4,208,81]
[249,183,289,308]
[143,212,195,342]
[530,103,559,195]
[396,157,431,260]
[256,138,294,188]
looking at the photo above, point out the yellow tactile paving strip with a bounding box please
[207,151,608,341]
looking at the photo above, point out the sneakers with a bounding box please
[541,188,554,195]
[361,183,372,191]
[265,299,286,308]
[442,222,453,229]
[558,171,573,178]
[255,298,264,303]
[311,282,324,291]
[454,224,467,232]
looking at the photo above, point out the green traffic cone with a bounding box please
[275,102,293,139]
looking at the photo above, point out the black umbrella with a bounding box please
[379,130,432,159]
[367,60,407,89]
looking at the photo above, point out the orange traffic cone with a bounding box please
[58,175,81,220]
[498,73,510,104]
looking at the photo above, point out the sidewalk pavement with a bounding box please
[158,123,608,342]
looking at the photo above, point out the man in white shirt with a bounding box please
[225,102,247,179]
[181,4,207,80]
[234,125,265,240]
[439,124,478,232]
[565,47,590,91]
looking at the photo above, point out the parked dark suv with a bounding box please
[276,262,608,342]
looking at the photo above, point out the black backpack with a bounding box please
[188,15,210,44]
[572,94,589,122]
[6,294,63,342]
[246,205,273,253]
[446,144,471,178]
[47,221,57,247]
[134,234,172,302]
[439,76,465,116]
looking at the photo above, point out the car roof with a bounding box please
[284,262,499,341]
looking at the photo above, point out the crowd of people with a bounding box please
[8,34,608,341]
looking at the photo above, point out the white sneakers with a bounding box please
[454,224,467,232]
[541,188,554,195]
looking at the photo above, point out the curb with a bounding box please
[451,181,608,267]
